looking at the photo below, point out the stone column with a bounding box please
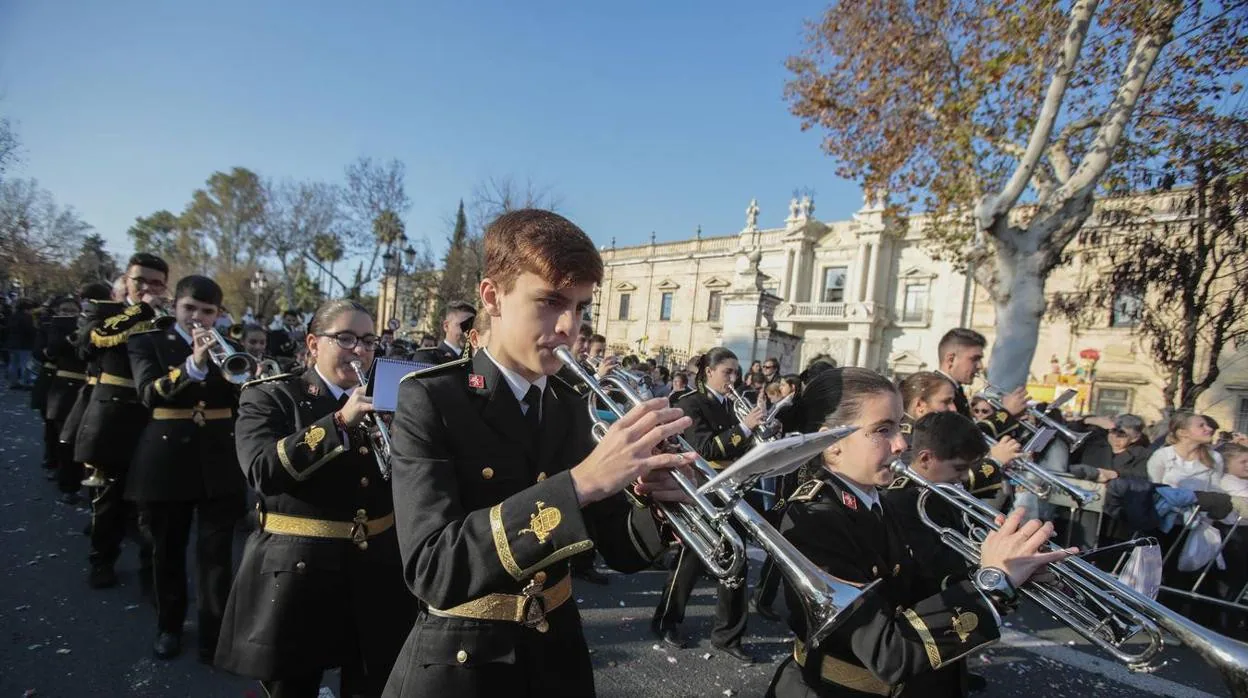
[854,241,869,303]
[857,336,872,369]
[864,240,882,305]
[846,338,860,367]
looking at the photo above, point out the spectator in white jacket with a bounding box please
[1148,411,1224,491]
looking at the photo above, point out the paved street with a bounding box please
[0,385,1236,698]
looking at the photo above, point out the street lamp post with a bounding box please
[250,270,267,323]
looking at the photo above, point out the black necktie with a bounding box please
[337,392,350,409]
[870,501,883,520]
[523,385,542,431]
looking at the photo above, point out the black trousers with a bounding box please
[651,543,748,648]
[89,474,151,570]
[753,555,782,608]
[42,419,58,469]
[143,496,241,649]
[49,418,82,494]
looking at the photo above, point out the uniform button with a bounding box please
[295,561,306,572]
[356,509,367,519]
[358,541,369,551]
[533,571,547,584]
[358,446,369,455]
[536,472,547,482]
[872,565,879,577]
[455,649,468,664]
[360,476,370,488]
[481,467,494,480]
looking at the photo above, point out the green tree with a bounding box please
[68,233,119,285]
[784,0,1244,389]
[264,179,339,307]
[126,209,209,279]
[432,200,474,325]
[341,157,410,292]
[0,178,91,296]
[309,231,346,296]
[182,167,267,271]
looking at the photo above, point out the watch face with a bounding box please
[977,568,1004,588]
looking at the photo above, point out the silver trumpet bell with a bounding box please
[890,460,1248,697]
[555,346,875,647]
[349,360,394,480]
[983,432,1099,507]
[191,320,257,385]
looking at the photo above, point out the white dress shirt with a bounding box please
[836,473,882,513]
[481,349,547,419]
[314,365,355,443]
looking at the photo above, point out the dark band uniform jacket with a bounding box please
[767,472,999,698]
[74,301,153,473]
[30,308,55,412]
[410,341,462,366]
[676,388,755,467]
[882,475,977,697]
[43,315,89,423]
[123,321,245,503]
[216,369,414,688]
[937,371,1019,503]
[382,351,668,697]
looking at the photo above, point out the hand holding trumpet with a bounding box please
[569,397,694,506]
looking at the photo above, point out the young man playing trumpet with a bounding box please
[384,209,693,697]
[126,275,246,661]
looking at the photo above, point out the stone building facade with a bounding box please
[592,193,1248,431]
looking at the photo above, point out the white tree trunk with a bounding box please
[985,249,1047,391]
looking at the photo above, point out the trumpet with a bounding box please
[728,383,784,442]
[891,459,1248,696]
[984,432,1099,507]
[555,345,873,647]
[980,383,1092,452]
[349,360,393,480]
[191,320,256,385]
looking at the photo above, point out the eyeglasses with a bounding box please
[763,364,778,370]
[317,332,380,351]
[128,276,167,290]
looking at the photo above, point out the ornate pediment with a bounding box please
[614,281,637,292]
[656,278,680,290]
[888,350,927,373]
[899,266,937,281]
[703,276,730,289]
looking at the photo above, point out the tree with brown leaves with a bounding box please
[786,0,1245,389]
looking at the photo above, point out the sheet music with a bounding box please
[370,357,435,412]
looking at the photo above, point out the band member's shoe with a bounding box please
[87,565,117,589]
[572,567,610,585]
[651,621,685,649]
[153,632,181,660]
[968,672,988,692]
[713,643,755,664]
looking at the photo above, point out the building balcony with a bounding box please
[775,301,878,323]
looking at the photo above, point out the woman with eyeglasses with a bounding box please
[217,299,415,698]
[766,367,1073,698]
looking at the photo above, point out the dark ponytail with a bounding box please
[695,346,737,391]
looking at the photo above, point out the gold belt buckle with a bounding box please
[520,578,549,633]
[350,509,369,550]
[191,401,207,427]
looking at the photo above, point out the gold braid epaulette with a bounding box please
[241,372,298,391]
[400,356,471,383]
[89,304,156,348]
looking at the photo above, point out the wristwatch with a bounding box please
[972,566,1019,609]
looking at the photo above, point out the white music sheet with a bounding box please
[370,357,435,413]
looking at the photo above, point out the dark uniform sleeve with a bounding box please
[234,382,348,494]
[390,376,662,610]
[782,494,1000,685]
[680,395,753,463]
[977,409,1024,441]
[128,330,201,408]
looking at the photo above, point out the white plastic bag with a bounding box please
[1118,544,1163,599]
[1177,517,1225,572]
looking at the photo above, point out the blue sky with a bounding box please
[0,0,863,262]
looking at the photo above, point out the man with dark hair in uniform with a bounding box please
[126,274,246,661]
[383,209,693,696]
[413,300,476,365]
[77,252,168,590]
[934,328,1029,505]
